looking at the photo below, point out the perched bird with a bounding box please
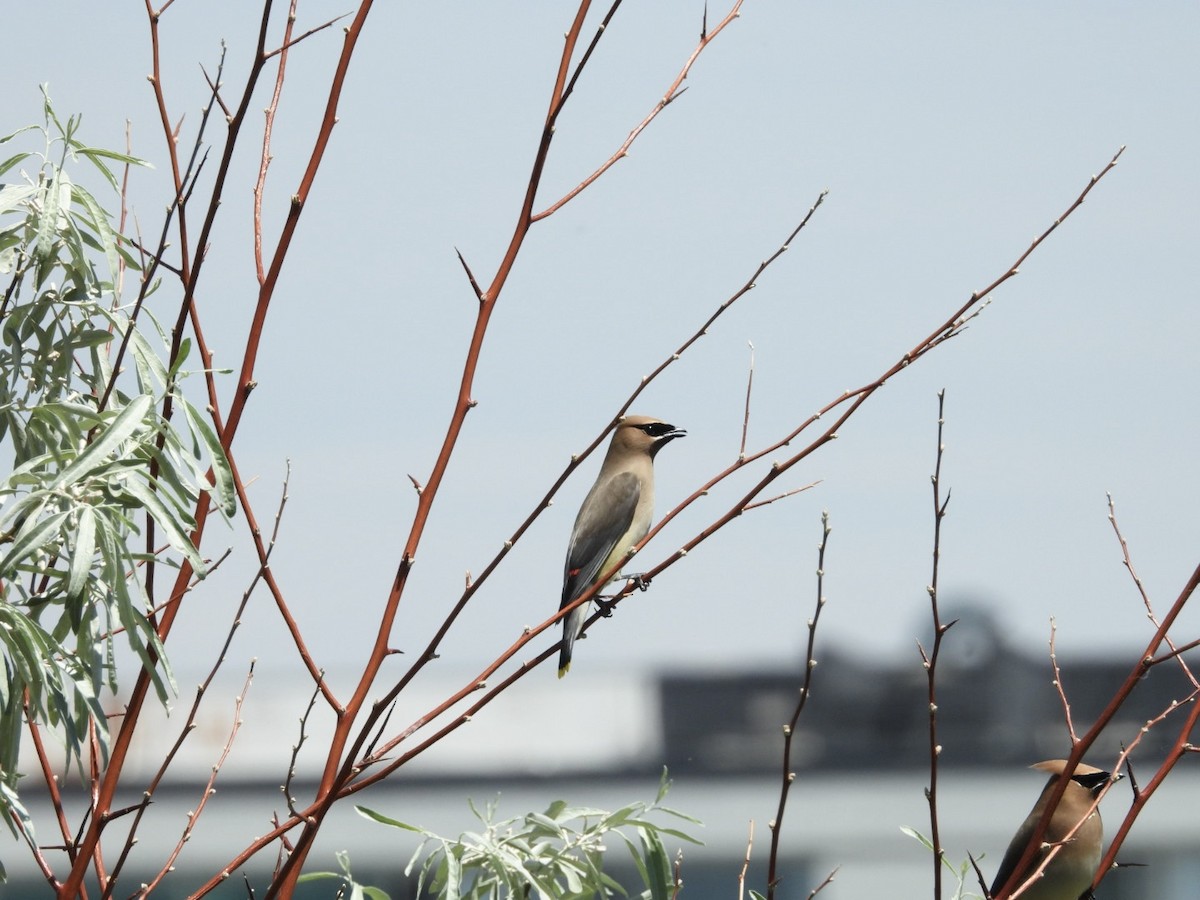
[557,416,685,678]
[990,759,1111,900]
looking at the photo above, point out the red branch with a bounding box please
[991,557,1200,899]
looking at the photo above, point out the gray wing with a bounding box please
[561,471,640,609]
[989,816,1036,896]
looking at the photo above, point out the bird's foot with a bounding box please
[620,572,651,592]
[594,595,618,617]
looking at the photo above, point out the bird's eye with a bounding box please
[641,422,674,437]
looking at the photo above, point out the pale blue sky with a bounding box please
[5,1,1198,687]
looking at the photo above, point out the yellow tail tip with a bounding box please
[557,662,571,679]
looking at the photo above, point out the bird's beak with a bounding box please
[662,427,686,442]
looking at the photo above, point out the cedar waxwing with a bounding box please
[989,759,1110,900]
[557,416,685,677]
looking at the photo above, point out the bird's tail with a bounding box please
[557,630,575,678]
[557,604,586,678]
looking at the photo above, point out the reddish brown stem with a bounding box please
[532,0,746,221]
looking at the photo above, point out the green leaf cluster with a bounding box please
[318,770,702,900]
[0,88,234,865]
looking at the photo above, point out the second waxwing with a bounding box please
[557,416,685,678]
[989,759,1110,900]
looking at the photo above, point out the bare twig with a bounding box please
[454,247,484,302]
[670,849,685,900]
[1048,619,1080,744]
[533,0,747,220]
[766,512,831,900]
[918,390,954,900]
[967,853,989,899]
[738,821,753,900]
[807,867,839,899]
[285,674,326,819]
[1107,493,1199,687]
[263,11,349,60]
[557,1,624,114]
[740,341,754,458]
[200,62,232,120]
[254,0,300,284]
[106,465,291,891]
[742,481,820,512]
[87,717,108,888]
[19,695,68,891]
[135,663,255,897]
[1147,636,1200,667]
[23,700,74,872]
[101,548,233,639]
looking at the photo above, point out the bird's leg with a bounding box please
[594,574,652,617]
[619,572,652,592]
